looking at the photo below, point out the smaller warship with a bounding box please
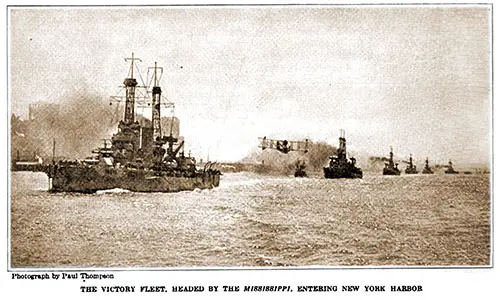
[444,160,459,174]
[323,130,362,179]
[258,136,309,177]
[422,157,433,174]
[293,159,307,177]
[382,147,400,176]
[404,154,418,174]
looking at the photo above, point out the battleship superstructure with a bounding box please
[45,54,220,193]
[422,157,433,174]
[444,160,459,174]
[382,147,401,176]
[404,154,418,174]
[323,130,363,179]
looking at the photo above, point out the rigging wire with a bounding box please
[110,59,178,128]
[135,63,147,89]
[109,86,125,125]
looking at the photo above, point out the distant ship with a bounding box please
[323,130,363,179]
[422,157,433,174]
[383,147,400,176]
[444,160,459,174]
[45,54,220,193]
[294,159,307,177]
[11,151,46,172]
[404,154,418,174]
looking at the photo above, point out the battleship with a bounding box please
[323,130,363,179]
[444,160,459,174]
[422,157,433,174]
[45,54,220,193]
[382,147,401,176]
[404,154,418,174]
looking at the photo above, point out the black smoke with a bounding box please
[240,141,337,175]
[12,89,118,160]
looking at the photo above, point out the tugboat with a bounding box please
[422,157,433,174]
[323,130,363,179]
[404,154,418,174]
[294,159,307,177]
[45,54,220,193]
[444,160,459,174]
[382,147,400,176]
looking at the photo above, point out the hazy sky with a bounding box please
[9,6,491,165]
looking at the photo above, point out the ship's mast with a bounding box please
[338,129,347,161]
[123,53,141,124]
[151,61,162,140]
[389,147,394,167]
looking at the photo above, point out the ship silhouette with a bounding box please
[404,154,418,174]
[383,147,401,176]
[422,157,433,174]
[444,160,459,174]
[294,159,307,177]
[323,130,363,179]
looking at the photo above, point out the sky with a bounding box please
[9,5,491,165]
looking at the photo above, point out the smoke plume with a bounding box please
[240,141,337,175]
[12,89,118,160]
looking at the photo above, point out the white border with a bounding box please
[2,1,497,299]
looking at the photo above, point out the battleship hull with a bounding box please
[323,167,363,179]
[47,166,220,193]
[405,168,418,174]
[383,168,401,176]
[294,169,307,177]
[422,168,433,174]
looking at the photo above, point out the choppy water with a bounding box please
[10,171,490,267]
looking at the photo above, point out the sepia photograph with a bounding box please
[7,3,491,273]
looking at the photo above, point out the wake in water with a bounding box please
[95,188,132,195]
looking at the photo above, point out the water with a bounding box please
[10,171,490,267]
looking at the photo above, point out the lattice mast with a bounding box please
[123,53,141,124]
[151,62,162,139]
